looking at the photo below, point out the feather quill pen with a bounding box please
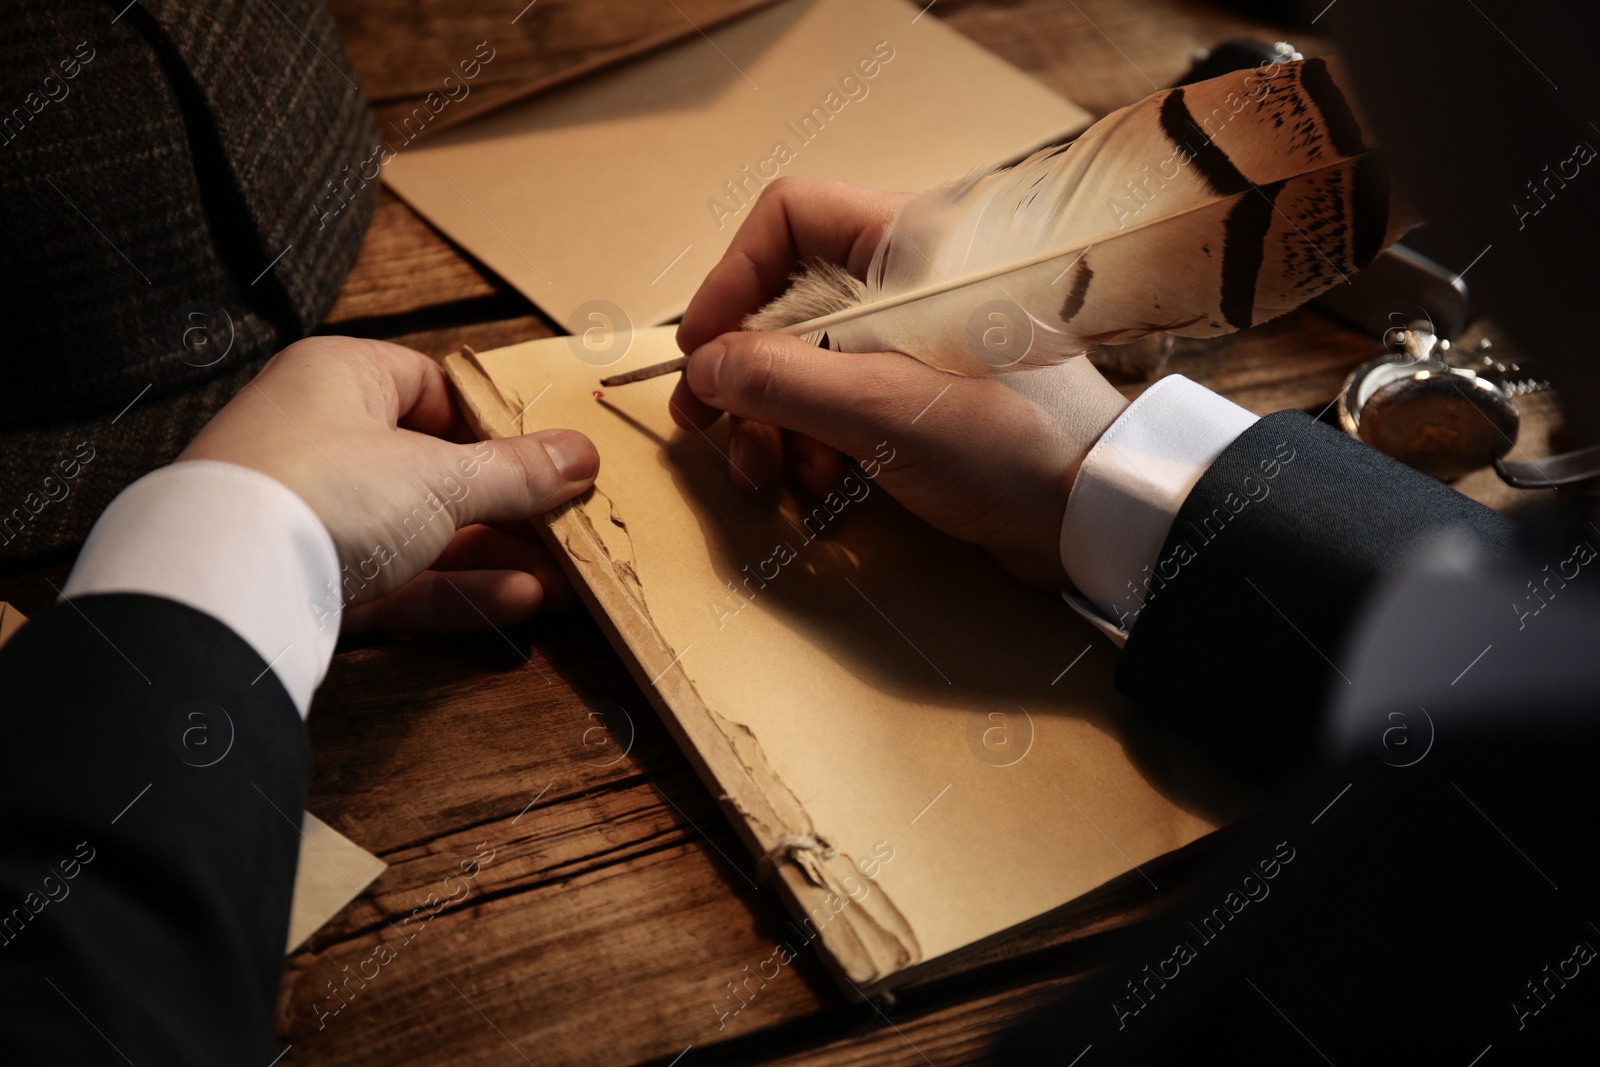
[746,56,1412,375]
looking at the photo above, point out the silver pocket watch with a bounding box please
[1337,321,1548,481]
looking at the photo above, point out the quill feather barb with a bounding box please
[745,57,1412,376]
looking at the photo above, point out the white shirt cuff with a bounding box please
[61,460,342,717]
[1060,375,1258,636]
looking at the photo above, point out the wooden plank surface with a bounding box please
[935,0,1324,118]
[276,604,1231,1063]
[322,191,505,326]
[273,3,1481,1063]
[0,0,1566,1060]
[327,0,779,117]
[7,2,1570,1065]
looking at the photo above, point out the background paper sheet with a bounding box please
[384,0,1093,331]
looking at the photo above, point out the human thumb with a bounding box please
[448,428,600,526]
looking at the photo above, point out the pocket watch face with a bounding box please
[1337,320,1523,481]
[1354,369,1519,480]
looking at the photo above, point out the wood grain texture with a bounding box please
[1094,308,1376,413]
[389,312,557,360]
[282,611,831,1065]
[323,191,505,326]
[278,835,836,1066]
[277,605,1222,1065]
[0,12,1576,1066]
[935,0,1329,120]
[328,0,778,107]
[261,1,1565,1063]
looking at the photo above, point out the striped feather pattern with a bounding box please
[746,57,1412,375]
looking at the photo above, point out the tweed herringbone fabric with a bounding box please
[0,0,378,566]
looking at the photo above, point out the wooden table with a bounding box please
[0,2,1573,1064]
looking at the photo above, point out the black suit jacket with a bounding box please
[998,412,1600,1062]
[0,594,305,1064]
[1117,410,1520,782]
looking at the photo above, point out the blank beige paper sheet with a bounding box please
[446,331,1248,993]
[383,0,1093,331]
[286,813,387,953]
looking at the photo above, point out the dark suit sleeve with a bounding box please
[0,593,306,1064]
[999,542,1600,1063]
[1115,410,1518,780]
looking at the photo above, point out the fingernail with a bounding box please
[688,341,726,397]
[542,430,599,481]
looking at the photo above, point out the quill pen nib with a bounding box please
[599,355,691,387]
